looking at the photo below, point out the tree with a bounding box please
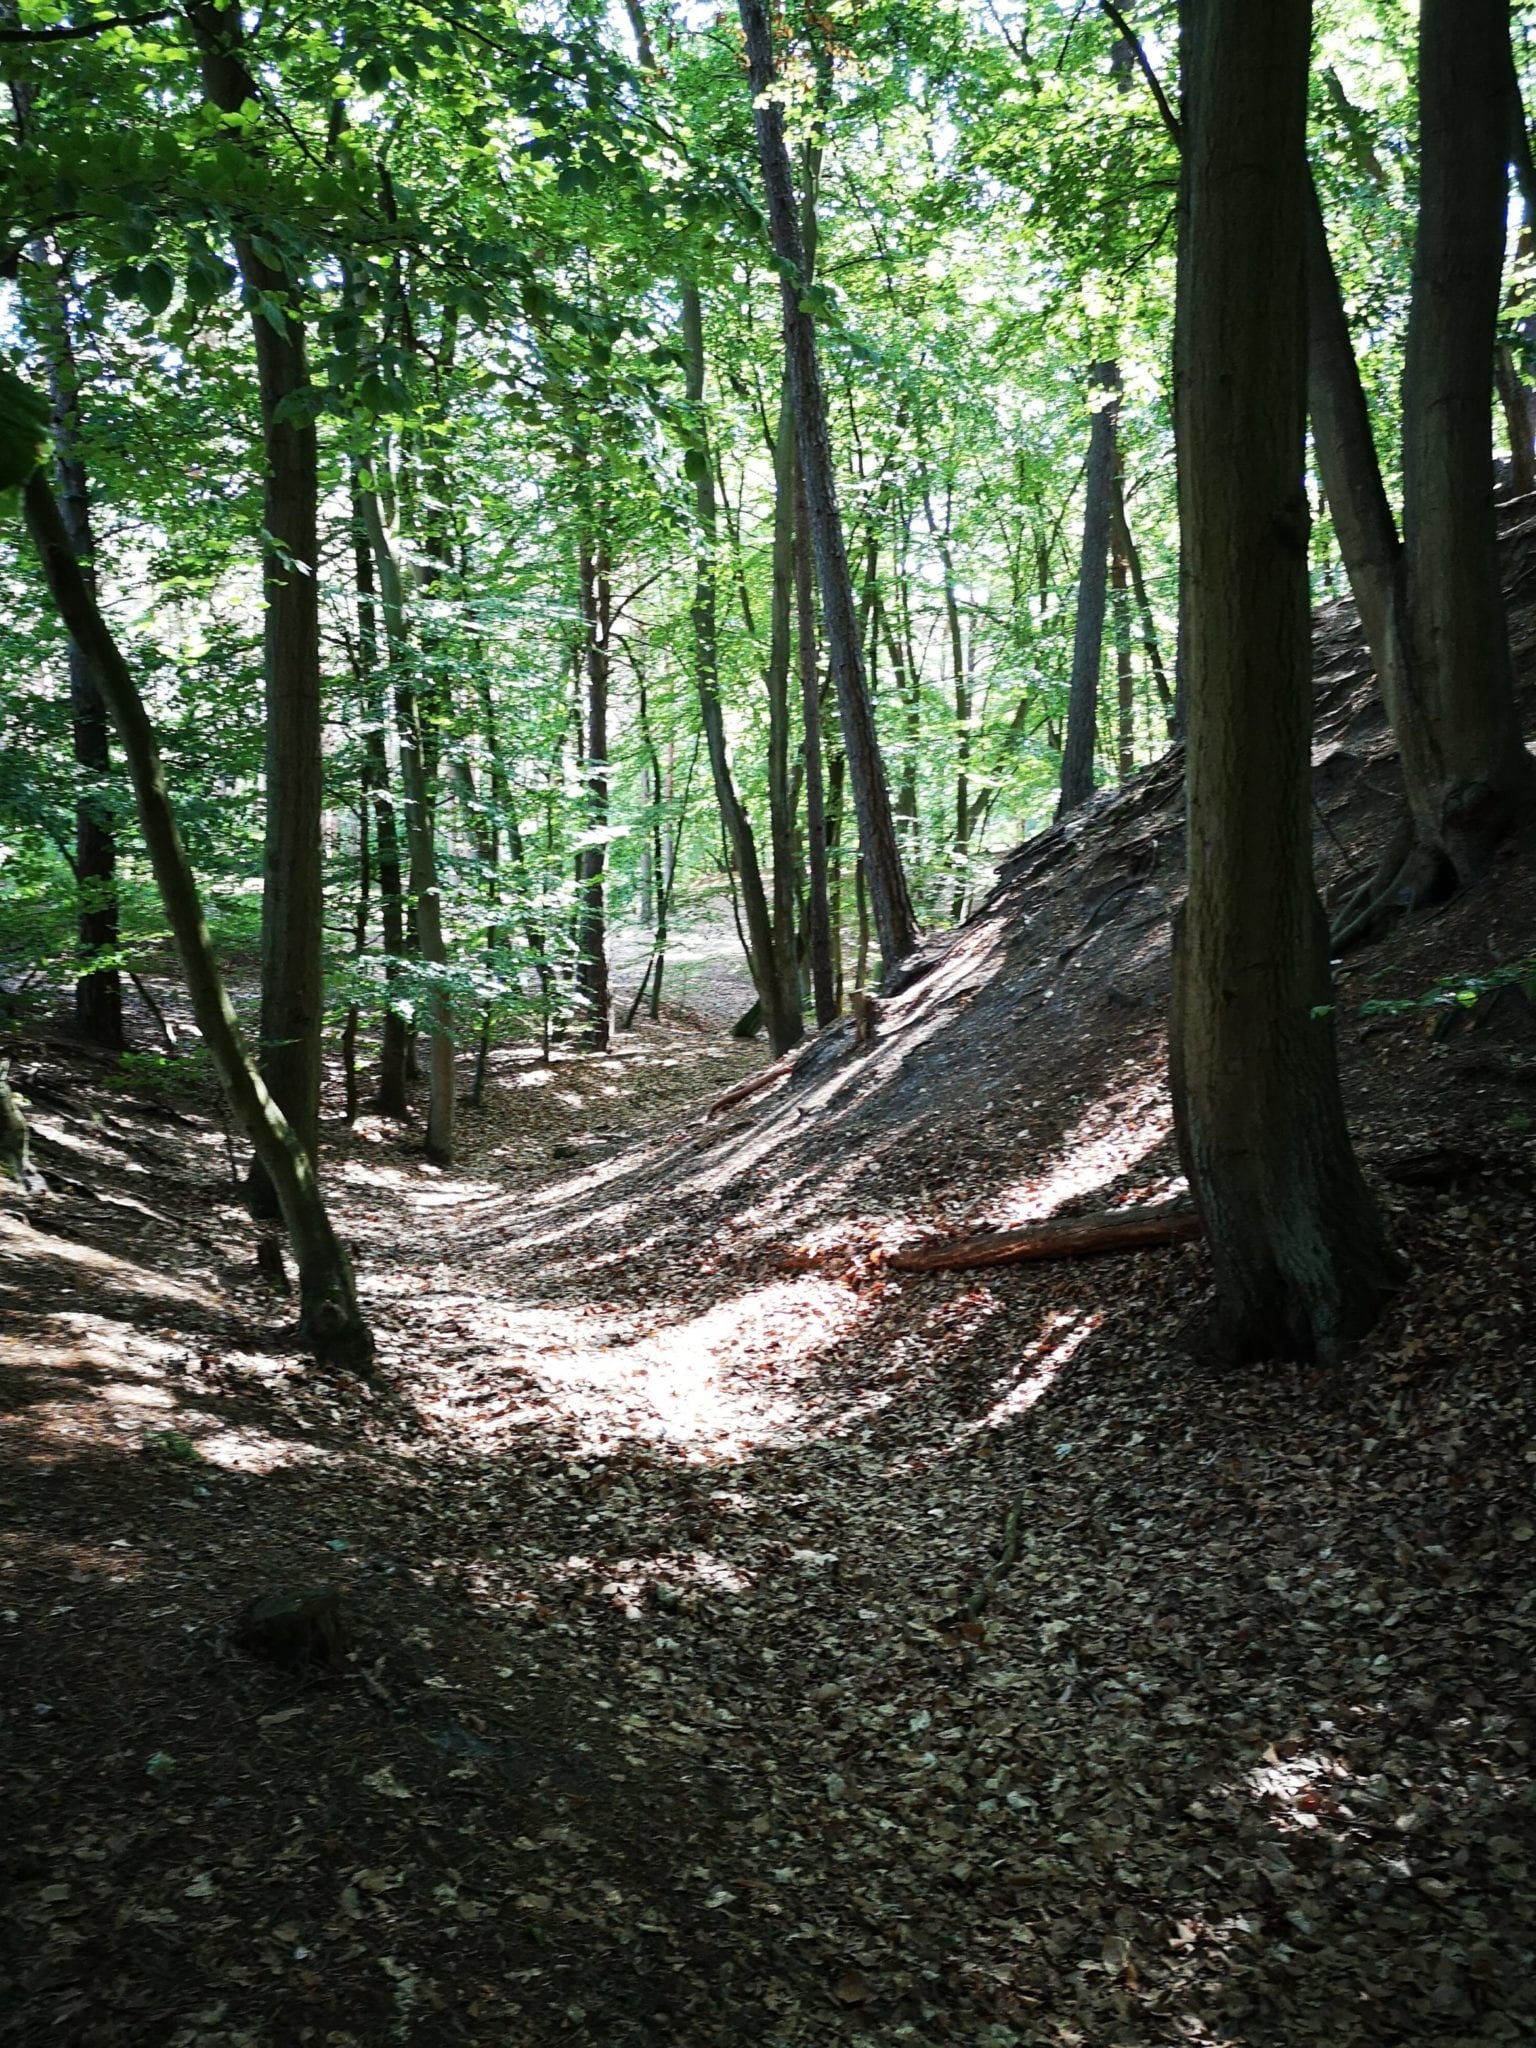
[1169,0,1400,1364]
[737,0,918,980]
[19,449,372,1371]
[188,1,324,1204]
[1394,0,1535,886]
[1056,360,1121,819]
[6,53,121,1048]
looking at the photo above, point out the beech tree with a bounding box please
[737,0,918,982]
[1393,0,1535,887]
[187,0,323,1205]
[16,434,372,1370]
[1170,0,1400,1364]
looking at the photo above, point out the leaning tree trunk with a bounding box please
[683,283,802,1054]
[6,49,122,1048]
[41,263,122,1049]
[738,0,917,980]
[1057,360,1121,819]
[1170,0,1400,1366]
[189,1,323,1206]
[24,471,372,1368]
[1395,0,1536,882]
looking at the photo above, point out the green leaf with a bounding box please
[683,448,709,483]
[0,366,51,494]
[138,260,175,317]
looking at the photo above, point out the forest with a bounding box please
[2,0,1535,2043]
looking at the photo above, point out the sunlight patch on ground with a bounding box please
[961,1309,1101,1436]
[993,1066,1173,1225]
[0,1214,224,1310]
[422,1276,855,1462]
[541,1547,754,1620]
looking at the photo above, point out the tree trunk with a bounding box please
[1170,0,1400,1365]
[794,458,838,1027]
[1302,175,1414,727]
[24,470,372,1368]
[683,283,802,1055]
[1112,517,1135,781]
[574,534,612,1050]
[350,485,410,1117]
[1496,343,1536,496]
[1111,475,1174,736]
[1057,361,1121,819]
[7,44,122,1049]
[766,379,807,1038]
[359,487,456,1162]
[1396,0,1536,880]
[738,0,917,978]
[190,2,324,1206]
[43,264,122,1048]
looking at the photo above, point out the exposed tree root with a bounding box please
[1329,813,1453,952]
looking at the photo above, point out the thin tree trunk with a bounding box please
[7,40,122,1049]
[795,462,838,1026]
[1112,521,1135,781]
[1111,474,1174,736]
[683,283,802,1054]
[24,470,372,1368]
[574,533,612,1050]
[1496,343,1536,496]
[359,486,456,1162]
[341,796,370,1123]
[36,262,122,1048]
[1170,0,1399,1365]
[1057,360,1121,818]
[766,379,806,1040]
[351,483,410,1117]
[189,1,323,1204]
[738,0,917,978]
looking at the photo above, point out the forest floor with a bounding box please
[5,562,1536,2046]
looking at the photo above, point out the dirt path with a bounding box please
[3,1006,1535,2048]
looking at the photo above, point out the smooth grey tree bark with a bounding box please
[1170,0,1400,1365]
[24,469,372,1369]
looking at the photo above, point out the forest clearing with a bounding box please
[5,0,1536,2041]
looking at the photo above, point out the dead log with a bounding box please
[705,1054,796,1119]
[890,1204,1201,1273]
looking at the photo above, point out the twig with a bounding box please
[126,969,177,1053]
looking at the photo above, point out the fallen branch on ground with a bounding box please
[890,1203,1201,1273]
[705,1052,798,1119]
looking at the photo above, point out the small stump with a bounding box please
[236,1586,346,1670]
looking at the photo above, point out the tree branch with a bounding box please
[1098,0,1182,147]
[0,7,172,43]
